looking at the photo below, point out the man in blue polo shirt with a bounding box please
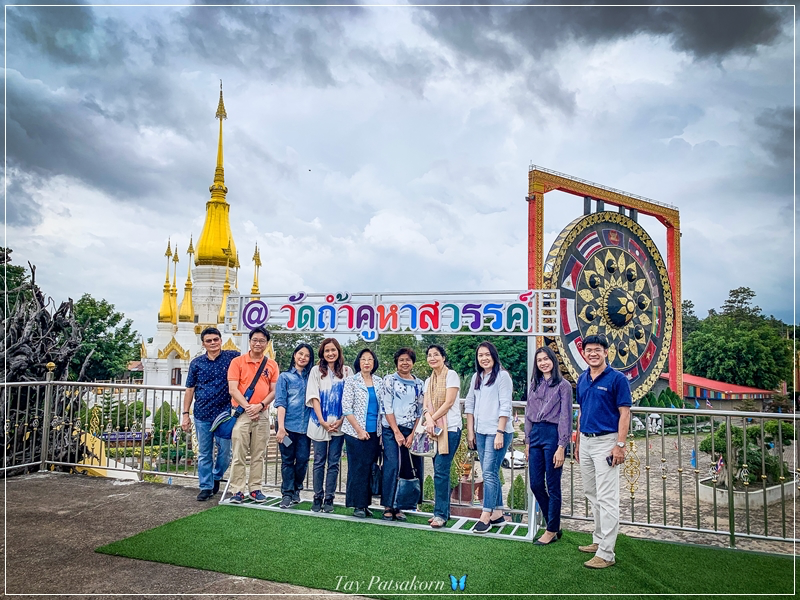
[181,327,240,501]
[575,334,631,569]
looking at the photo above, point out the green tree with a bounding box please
[70,294,139,381]
[1,248,30,317]
[684,288,791,391]
[153,401,179,444]
[681,299,700,348]
[268,328,325,372]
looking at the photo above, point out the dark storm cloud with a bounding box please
[5,70,186,206]
[416,5,788,62]
[4,176,44,228]
[753,106,793,168]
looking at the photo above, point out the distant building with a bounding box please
[653,373,775,411]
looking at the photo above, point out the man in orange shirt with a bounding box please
[227,326,280,503]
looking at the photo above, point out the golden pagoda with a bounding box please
[195,80,237,267]
[178,237,195,323]
[157,241,173,323]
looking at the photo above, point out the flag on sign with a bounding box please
[639,340,657,371]
[706,398,713,409]
[561,255,584,291]
[602,229,624,247]
[568,337,588,371]
[714,455,724,474]
[576,231,602,259]
[627,239,647,266]
[560,298,580,335]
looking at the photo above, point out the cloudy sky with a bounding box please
[5,2,794,339]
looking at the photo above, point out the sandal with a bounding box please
[394,511,407,522]
[382,509,395,521]
[430,517,446,528]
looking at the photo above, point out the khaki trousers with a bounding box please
[579,433,620,562]
[230,413,270,495]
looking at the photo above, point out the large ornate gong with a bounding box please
[544,211,673,400]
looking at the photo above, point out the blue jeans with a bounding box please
[476,431,513,512]
[312,435,344,502]
[195,418,232,491]
[433,429,462,521]
[528,422,563,532]
[278,430,311,495]
[381,425,424,509]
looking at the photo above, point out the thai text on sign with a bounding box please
[223,290,560,341]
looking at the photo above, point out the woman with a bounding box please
[525,345,572,545]
[464,341,514,534]
[274,343,314,509]
[306,338,352,513]
[422,344,461,528]
[380,347,425,521]
[342,348,386,517]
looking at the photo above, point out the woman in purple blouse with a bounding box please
[525,346,573,545]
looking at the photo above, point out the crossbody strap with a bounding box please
[245,357,268,397]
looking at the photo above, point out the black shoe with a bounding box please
[364,507,373,517]
[212,480,221,495]
[291,492,301,505]
[197,489,213,502]
[280,495,292,509]
[382,509,395,521]
[311,498,323,512]
[322,500,335,513]
[490,515,506,525]
[534,533,560,546]
[557,529,563,539]
[473,520,491,534]
[353,508,367,518]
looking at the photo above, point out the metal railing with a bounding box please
[3,375,796,547]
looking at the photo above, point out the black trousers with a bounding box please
[344,433,380,509]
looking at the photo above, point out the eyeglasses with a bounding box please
[584,348,605,356]
[250,338,268,345]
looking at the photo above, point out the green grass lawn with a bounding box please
[97,506,794,598]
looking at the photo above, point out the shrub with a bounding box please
[507,474,527,522]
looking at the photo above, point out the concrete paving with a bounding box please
[2,471,361,599]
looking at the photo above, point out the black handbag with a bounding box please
[370,454,382,497]
[393,445,421,510]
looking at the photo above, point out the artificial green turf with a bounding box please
[97,506,793,598]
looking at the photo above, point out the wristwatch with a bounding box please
[616,442,626,448]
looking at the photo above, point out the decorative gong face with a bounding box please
[544,211,673,400]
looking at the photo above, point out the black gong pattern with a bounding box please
[543,212,674,401]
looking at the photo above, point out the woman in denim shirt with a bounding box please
[380,347,425,521]
[275,343,314,509]
[342,348,386,518]
[465,341,514,534]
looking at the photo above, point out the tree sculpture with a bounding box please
[2,250,87,474]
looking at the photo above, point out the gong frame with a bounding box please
[525,164,682,396]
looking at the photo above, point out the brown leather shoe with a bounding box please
[578,543,599,553]
[584,555,615,569]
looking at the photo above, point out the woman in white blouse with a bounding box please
[465,341,514,534]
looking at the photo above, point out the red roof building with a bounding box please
[657,373,775,410]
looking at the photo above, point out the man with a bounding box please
[227,326,280,504]
[575,334,631,569]
[181,327,240,501]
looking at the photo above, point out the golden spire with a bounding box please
[158,240,173,322]
[218,259,232,324]
[251,243,261,294]
[170,251,180,325]
[196,81,237,267]
[178,236,195,323]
